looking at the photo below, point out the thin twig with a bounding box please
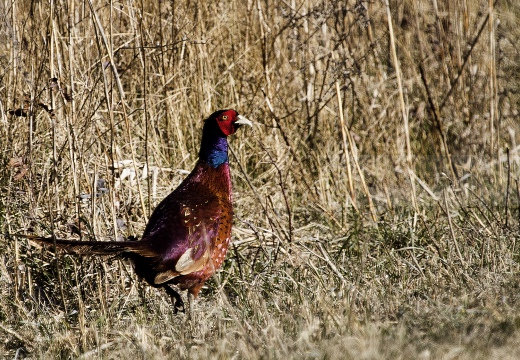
[384,0,418,213]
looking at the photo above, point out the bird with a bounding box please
[15,109,252,314]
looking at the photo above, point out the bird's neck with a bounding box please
[198,132,229,168]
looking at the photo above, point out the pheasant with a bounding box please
[17,109,252,313]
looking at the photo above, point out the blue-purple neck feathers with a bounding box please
[198,124,229,168]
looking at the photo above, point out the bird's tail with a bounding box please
[12,234,156,258]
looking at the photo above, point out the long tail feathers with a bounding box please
[12,234,157,258]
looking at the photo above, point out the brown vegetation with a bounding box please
[1,0,520,358]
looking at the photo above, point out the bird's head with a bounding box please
[206,109,252,136]
[199,109,252,167]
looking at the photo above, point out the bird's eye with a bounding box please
[221,115,228,121]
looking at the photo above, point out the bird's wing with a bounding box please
[141,189,231,285]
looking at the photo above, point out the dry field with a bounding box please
[1,0,520,358]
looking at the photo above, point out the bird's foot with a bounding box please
[173,297,185,314]
[164,285,185,314]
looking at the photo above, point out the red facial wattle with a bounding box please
[216,110,238,136]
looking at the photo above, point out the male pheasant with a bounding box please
[19,109,251,313]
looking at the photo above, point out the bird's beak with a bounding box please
[234,115,253,128]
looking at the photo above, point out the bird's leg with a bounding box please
[163,284,185,314]
[187,292,195,320]
[186,283,203,320]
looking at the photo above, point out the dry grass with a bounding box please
[1,0,520,358]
